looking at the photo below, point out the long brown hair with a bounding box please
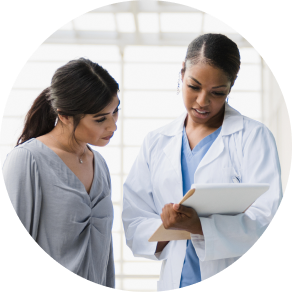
[17,58,119,146]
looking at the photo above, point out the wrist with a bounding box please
[188,219,203,235]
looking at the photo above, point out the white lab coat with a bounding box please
[122,102,282,291]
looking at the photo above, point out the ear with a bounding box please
[57,110,73,126]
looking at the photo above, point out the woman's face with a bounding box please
[181,62,232,125]
[74,94,120,147]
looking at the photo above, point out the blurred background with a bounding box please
[0,1,291,291]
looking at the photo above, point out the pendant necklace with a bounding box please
[49,134,86,164]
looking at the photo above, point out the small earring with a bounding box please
[177,72,181,95]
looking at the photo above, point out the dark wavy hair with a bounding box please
[17,58,119,146]
[183,33,241,86]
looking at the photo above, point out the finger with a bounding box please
[173,204,194,217]
[163,204,178,229]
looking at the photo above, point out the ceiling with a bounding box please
[46,1,251,48]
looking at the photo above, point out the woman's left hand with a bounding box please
[160,203,203,235]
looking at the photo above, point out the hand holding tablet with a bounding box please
[149,183,270,242]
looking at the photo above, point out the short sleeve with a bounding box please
[2,147,43,239]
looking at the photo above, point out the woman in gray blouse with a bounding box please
[3,58,120,287]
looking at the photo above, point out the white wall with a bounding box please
[262,59,292,192]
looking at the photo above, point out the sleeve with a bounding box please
[2,147,43,240]
[122,134,170,261]
[191,125,283,261]
[105,236,115,288]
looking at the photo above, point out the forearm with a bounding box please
[155,241,169,253]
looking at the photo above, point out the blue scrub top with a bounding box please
[180,126,222,288]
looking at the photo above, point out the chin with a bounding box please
[92,139,111,147]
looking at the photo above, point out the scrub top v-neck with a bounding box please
[180,126,222,288]
[2,138,115,287]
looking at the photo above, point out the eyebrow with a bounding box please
[93,99,120,118]
[189,76,227,89]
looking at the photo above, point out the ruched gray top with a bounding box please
[2,138,115,287]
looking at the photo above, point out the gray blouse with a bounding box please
[2,138,115,287]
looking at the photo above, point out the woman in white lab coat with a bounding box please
[122,34,282,291]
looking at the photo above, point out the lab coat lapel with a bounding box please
[196,133,224,171]
[163,132,183,187]
[160,112,186,189]
[196,102,243,172]
[160,103,243,189]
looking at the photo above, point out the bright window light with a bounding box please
[5,89,40,116]
[124,46,186,62]
[112,233,121,260]
[123,262,161,275]
[160,13,202,32]
[123,119,173,146]
[232,64,261,91]
[228,92,262,121]
[123,147,140,173]
[29,44,121,62]
[123,91,185,118]
[74,13,116,31]
[124,63,181,90]
[13,62,63,89]
[116,13,136,32]
[138,13,159,33]
[0,118,24,145]
[110,175,121,203]
[240,47,261,63]
[203,14,236,33]
[112,205,121,232]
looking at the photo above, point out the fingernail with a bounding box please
[174,204,179,210]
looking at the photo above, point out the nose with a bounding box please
[196,91,210,108]
[107,116,117,132]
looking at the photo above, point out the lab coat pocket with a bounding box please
[220,167,239,183]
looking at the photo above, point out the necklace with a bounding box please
[49,134,87,164]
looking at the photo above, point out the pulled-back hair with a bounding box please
[17,58,119,146]
[183,33,241,86]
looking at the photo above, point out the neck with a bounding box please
[50,122,86,156]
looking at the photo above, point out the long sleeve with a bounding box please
[191,125,282,261]
[3,147,42,240]
[122,134,169,261]
[105,236,115,288]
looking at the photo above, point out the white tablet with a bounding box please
[183,183,270,217]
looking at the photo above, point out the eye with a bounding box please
[113,107,120,114]
[212,92,226,96]
[95,117,106,123]
[188,85,200,90]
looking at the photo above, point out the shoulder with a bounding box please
[2,140,41,182]
[90,147,105,163]
[241,115,276,150]
[224,103,274,140]
[143,113,186,147]
[90,147,110,173]
[3,139,39,166]
[242,115,273,138]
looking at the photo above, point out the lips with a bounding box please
[102,134,114,140]
[195,109,209,114]
[192,108,210,119]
